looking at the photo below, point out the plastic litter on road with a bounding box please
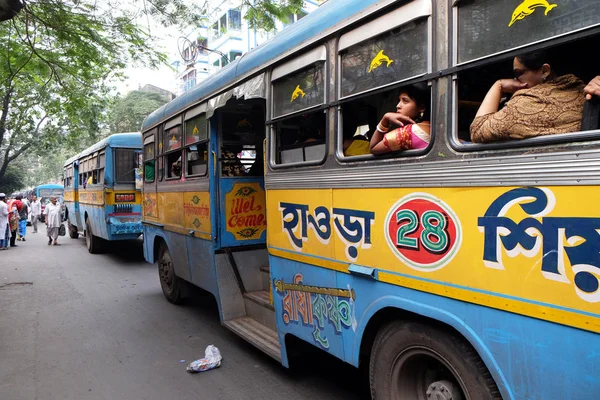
[186,345,222,373]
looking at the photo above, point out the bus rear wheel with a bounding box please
[68,222,79,239]
[85,219,102,254]
[157,243,182,304]
[369,321,501,400]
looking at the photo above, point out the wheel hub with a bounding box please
[426,380,462,400]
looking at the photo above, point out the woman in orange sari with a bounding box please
[370,85,430,155]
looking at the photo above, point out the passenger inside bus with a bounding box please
[170,156,182,177]
[342,103,375,157]
[370,85,431,155]
[585,76,600,99]
[221,146,246,177]
[470,50,587,143]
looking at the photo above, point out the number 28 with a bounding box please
[396,209,449,253]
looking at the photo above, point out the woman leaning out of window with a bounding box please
[370,85,430,155]
[470,50,587,143]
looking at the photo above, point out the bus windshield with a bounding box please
[114,148,139,184]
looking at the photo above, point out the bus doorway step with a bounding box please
[222,316,281,362]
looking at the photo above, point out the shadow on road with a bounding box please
[103,238,146,264]
[180,284,369,399]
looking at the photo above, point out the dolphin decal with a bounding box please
[368,50,394,73]
[291,85,306,102]
[509,0,557,27]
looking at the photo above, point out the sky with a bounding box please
[113,20,184,95]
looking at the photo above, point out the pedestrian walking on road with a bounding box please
[30,195,41,233]
[44,196,62,246]
[16,195,28,241]
[7,196,21,247]
[0,193,9,250]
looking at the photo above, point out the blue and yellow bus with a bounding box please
[33,184,65,221]
[141,0,600,398]
[63,132,143,253]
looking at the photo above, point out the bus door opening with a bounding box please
[216,97,267,248]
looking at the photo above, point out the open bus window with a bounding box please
[454,34,600,146]
[166,152,182,179]
[186,145,207,176]
[143,135,155,182]
[273,111,326,164]
[339,85,432,159]
[184,113,208,177]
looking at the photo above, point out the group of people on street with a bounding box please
[0,193,63,250]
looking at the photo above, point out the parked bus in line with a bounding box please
[140,0,600,398]
[63,132,143,253]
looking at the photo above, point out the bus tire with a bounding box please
[369,320,501,400]
[85,219,102,254]
[68,222,79,239]
[157,242,182,304]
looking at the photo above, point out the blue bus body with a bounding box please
[63,132,143,251]
[140,0,600,398]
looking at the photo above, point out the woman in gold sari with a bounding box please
[470,51,586,143]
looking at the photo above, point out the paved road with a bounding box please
[0,226,368,400]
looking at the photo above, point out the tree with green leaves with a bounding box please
[109,90,170,134]
[0,0,314,183]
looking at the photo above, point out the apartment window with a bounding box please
[228,9,241,31]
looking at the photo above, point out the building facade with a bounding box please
[173,0,322,95]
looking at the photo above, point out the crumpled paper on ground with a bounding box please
[186,345,222,373]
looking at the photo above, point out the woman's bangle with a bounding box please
[377,123,389,133]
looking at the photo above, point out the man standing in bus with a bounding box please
[43,196,62,246]
[30,194,41,233]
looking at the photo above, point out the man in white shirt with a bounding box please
[43,196,62,246]
[29,195,42,233]
[0,193,9,250]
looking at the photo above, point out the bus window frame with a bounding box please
[269,45,329,169]
[449,24,600,152]
[335,1,433,163]
[164,122,183,181]
[143,131,156,183]
[451,0,600,67]
[183,107,209,179]
[337,0,432,101]
[114,148,137,184]
[98,151,106,185]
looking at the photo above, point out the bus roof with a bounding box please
[64,132,142,167]
[141,0,382,131]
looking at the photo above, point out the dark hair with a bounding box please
[516,50,554,71]
[16,195,22,200]
[400,84,430,121]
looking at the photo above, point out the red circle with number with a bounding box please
[385,193,462,271]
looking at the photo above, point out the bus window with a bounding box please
[143,134,155,182]
[114,148,138,183]
[98,151,105,185]
[454,34,600,146]
[456,0,600,65]
[336,1,431,160]
[274,111,326,164]
[164,124,182,180]
[271,46,327,166]
[184,113,208,177]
